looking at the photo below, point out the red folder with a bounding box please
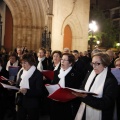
[45,84,97,102]
[41,70,54,80]
[48,87,76,102]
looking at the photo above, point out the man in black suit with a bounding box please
[106,50,115,68]
[37,48,51,71]
[72,50,86,80]
[36,48,51,115]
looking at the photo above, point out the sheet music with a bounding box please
[0,82,19,90]
[45,84,60,95]
[45,84,97,95]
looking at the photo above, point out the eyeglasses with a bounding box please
[91,62,102,66]
[61,59,69,62]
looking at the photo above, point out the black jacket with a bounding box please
[36,57,51,70]
[80,69,118,120]
[16,69,43,108]
[50,68,82,120]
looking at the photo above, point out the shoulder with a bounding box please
[106,68,117,80]
[54,69,60,76]
[32,69,43,77]
[43,57,48,62]
[105,69,118,86]
[34,69,42,74]
[41,58,48,64]
[66,68,80,77]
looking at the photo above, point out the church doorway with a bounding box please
[63,25,72,50]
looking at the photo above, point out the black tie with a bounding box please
[10,63,13,66]
[88,74,98,91]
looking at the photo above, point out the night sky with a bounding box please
[91,0,120,10]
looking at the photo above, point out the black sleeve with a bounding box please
[81,77,118,110]
[25,71,43,97]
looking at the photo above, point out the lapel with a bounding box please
[65,68,75,86]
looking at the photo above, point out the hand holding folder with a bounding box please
[0,76,8,81]
[0,76,15,85]
[0,76,19,90]
[0,76,10,85]
[0,82,19,90]
[45,84,97,102]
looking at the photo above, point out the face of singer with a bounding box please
[21,61,31,71]
[38,50,45,58]
[92,56,105,74]
[46,51,51,58]
[115,60,120,68]
[9,56,17,64]
[17,48,22,55]
[53,53,61,64]
[61,55,72,70]
[72,52,79,60]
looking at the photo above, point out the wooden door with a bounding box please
[63,25,72,50]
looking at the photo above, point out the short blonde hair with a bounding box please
[114,58,120,66]
[38,48,46,54]
[63,48,70,53]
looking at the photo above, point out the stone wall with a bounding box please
[4,0,48,51]
[3,0,90,52]
[52,0,90,52]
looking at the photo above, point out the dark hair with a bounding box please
[21,53,36,66]
[72,50,79,54]
[39,48,46,54]
[9,51,18,60]
[62,53,75,66]
[46,50,51,53]
[52,50,62,58]
[92,52,110,67]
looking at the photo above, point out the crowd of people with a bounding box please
[0,46,120,120]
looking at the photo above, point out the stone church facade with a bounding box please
[0,0,90,52]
